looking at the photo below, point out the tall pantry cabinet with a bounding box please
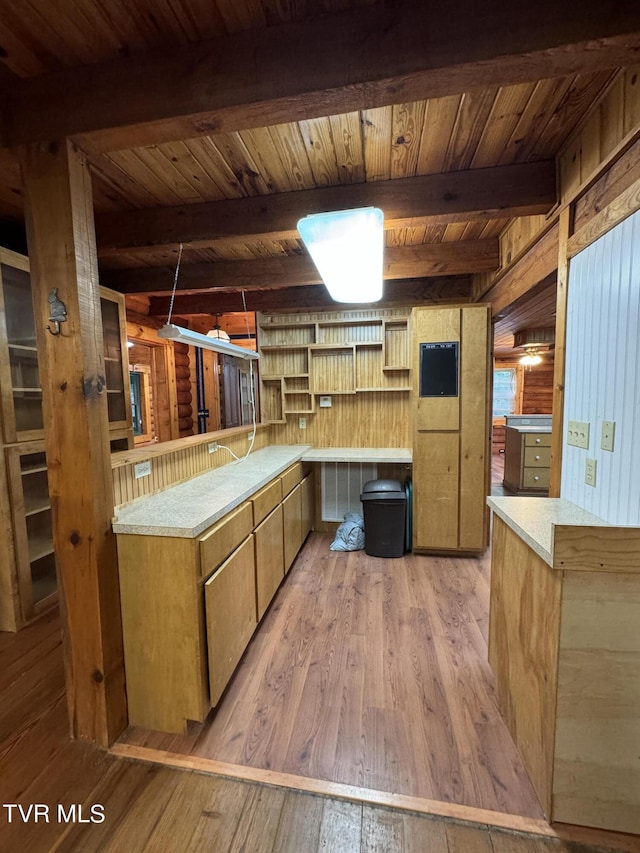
[0,247,132,631]
[411,305,491,553]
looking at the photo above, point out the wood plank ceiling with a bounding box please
[1,0,639,349]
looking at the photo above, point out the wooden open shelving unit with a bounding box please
[257,309,411,424]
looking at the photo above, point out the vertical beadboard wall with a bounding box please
[561,209,640,522]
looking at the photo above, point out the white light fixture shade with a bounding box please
[207,328,231,342]
[157,323,259,360]
[297,207,384,303]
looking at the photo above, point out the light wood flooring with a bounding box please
[2,610,637,852]
[123,533,540,817]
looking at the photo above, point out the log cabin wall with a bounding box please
[522,361,554,414]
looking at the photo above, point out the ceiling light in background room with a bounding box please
[207,315,231,342]
[519,347,543,367]
[297,207,384,303]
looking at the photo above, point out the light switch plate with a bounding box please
[299,417,307,429]
[567,420,590,449]
[585,458,597,487]
[601,420,615,452]
[134,460,151,479]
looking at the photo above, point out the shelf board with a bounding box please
[353,341,383,348]
[261,345,309,352]
[13,387,42,393]
[24,502,52,517]
[21,464,48,476]
[310,344,354,351]
[106,388,124,394]
[284,409,315,415]
[8,341,37,351]
[382,365,411,372]
[310,389,356,395]
[283,390,311,395]
[29,537,55,564]
[355,387,411,392]
[318,318,382,327]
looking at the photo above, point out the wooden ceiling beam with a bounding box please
[148,277,473,316]
[100,239,498,295]
[95,162,556,258]
[3,2,640,151]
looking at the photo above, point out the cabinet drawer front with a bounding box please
[523,467,550,489]
[200,502,253,580]
[524,446,551,468]
[282,483,303,574]
[280,462,303,497]
[251,477,282,527]
[524,433,551,447]
[205,535,257,707]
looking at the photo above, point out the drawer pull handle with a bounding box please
[535,438,541,444]
[534,476,539,481]
[535,455,541,460]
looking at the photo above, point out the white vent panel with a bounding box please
[321,462,377,522]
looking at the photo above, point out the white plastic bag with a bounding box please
[329,512,365,551]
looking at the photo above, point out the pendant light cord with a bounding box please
[167,243,184,326]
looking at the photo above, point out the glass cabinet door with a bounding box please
[0,258,44,442]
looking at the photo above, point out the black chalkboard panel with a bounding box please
[419,341,459,397]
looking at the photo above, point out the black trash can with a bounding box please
[360,479,407,558]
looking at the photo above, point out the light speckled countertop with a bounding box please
[301,447,412,464]
[487,496,608,566]
[113,445,411,538]
[505,425,552,434]
[113,445,311,538]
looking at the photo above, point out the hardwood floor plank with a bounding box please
[1,592,628,853]
[122,532,543,818]
[271,790,324,852]
[317,799,362,853]
[226,784,287,852]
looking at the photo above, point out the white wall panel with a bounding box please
[562,209,640,523]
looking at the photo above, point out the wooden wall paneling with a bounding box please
[488,516,562,817]
[413,431,460,551]
[568,165,640,257]
[20,138,126,746]
[116,533,208,733]
[111,425,270,507]
[309,347,356,395]
[412,307,461,432]
[521,362,554,414]
[458,305,490,550]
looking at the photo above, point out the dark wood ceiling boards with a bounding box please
[1,0,640,344]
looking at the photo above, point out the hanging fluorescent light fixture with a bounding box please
[297,207,384,303]
[156,243,258,360]
[157,323,259,360]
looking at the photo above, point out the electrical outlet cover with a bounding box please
[601,420,615,452]
[585,457,597,487]
[134,460,151,479]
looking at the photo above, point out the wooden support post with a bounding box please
[549,207,572,498]
[20,139,127,746]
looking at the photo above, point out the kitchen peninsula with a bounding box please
[487,495,640,835]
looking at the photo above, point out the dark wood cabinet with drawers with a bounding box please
[503,428,551,494]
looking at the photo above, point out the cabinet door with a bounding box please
[254,504,284,619]
[282,482,302,573]
[5,441,56,627]
[205,534,257,707]
[301,472,314,542]
[99,285,133,445]
[0,252,44,443]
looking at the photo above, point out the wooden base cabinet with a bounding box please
[117,462,314,733]
[503,428,551,494]
[205,535,257,706]
[255,504,284,620]
[490,515,640,834]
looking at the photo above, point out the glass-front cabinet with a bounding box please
[0,248,132,630]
